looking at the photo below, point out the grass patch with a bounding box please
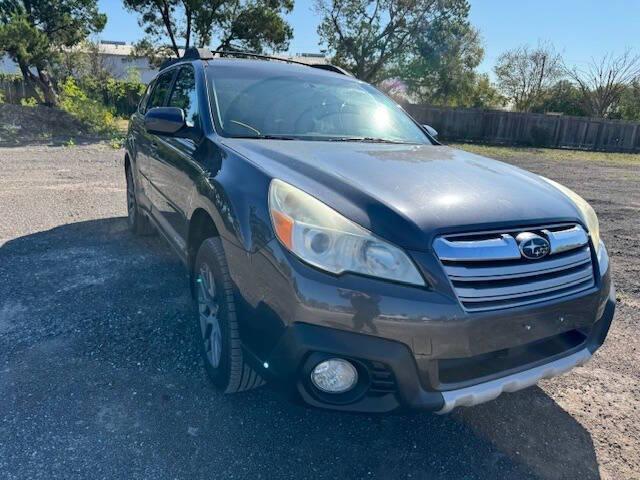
[451,143,640,165]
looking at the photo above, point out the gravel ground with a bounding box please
[0,144,638,480]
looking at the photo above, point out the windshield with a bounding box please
[206,63,430,144]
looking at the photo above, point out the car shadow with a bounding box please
[0,218,600,480]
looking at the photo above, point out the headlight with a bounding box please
[268,179,425,286]
[541,177,600,248]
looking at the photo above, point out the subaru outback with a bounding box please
[124,48,615,413]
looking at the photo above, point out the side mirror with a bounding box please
[144,107,186,135]
[423,124,438,139]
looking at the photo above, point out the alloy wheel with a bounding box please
[197,262,222,368]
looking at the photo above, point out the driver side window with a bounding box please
[147,70,175,110]
[168,66,199,129]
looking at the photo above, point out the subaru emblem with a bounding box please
[516,232,550,260]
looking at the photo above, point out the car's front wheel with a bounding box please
[194,238,264,393]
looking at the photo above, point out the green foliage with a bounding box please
[394,2,501,108]
[464,74,505,109]
[78,76,146,117]
[616,80,640,121]
[531,80,588,117]
[20,97,37,107]
[0,0,106,106]
[565,50,640,119]
[494,43,564,112]
[54,40,111,84]
[317,0,474,84]
[109,137,126,149]
[123,0,293,60]
[212,0,294,52]
[58,77,119,135]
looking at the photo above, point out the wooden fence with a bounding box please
[404,104,640,153]
[0,76,37,104]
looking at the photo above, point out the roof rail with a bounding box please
[159,47,215,71]
[210,49,353,76]
[309,64,353,76]
[159,47,353,77]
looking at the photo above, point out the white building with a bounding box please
[0,41,328,84]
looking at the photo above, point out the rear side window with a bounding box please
[147,70,175,109]
[168,66,199,128]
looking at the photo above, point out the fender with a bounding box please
[186,138,276,254]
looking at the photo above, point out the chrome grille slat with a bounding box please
[456,282,595,312]
[456,267,594,301]
[434,224,596,312]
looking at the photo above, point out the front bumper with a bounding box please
[264,290,614,413]
[222,237,615,413]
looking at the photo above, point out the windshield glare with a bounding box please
[207,64,430,144]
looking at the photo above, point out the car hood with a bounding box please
[221,139,584,251]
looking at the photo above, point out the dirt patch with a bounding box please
[0,104,104,146]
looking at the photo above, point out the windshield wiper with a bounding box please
[229,134,297,140]
[326,137,408,144]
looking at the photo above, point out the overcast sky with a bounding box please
[98,0,640,75]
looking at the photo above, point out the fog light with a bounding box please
[310,358,358,393]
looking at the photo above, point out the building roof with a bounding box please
[94,41,328,65]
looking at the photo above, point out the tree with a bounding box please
[396,1,485,106]
[618,79,640,121]
[55,40,113,83]
[531,80,587,116]
[0,1,106,106]
[130,38,176,68]
[465,74,504,109]
[565,50,640,118]
[123,0,293,59]
[316,0,471,83]
[494,42,563,112]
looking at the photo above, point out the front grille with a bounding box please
[434,224,596,312]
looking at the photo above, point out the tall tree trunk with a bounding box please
[35,67,59,107]
[16,58,43,104]
[184,6,192,51]
[159,1,181,57]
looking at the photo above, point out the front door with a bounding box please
[137,68,176,228]
[150,65,204,243]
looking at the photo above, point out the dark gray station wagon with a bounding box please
[124,48,615,413]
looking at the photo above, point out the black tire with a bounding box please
[193,238,264,393]
[125,164,154,236]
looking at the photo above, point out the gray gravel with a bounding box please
[0,144,638,480]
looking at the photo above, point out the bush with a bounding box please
[0,73,146,116]
[78,77,146,117]
[59,77,119,136]
[20,97,38,107]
